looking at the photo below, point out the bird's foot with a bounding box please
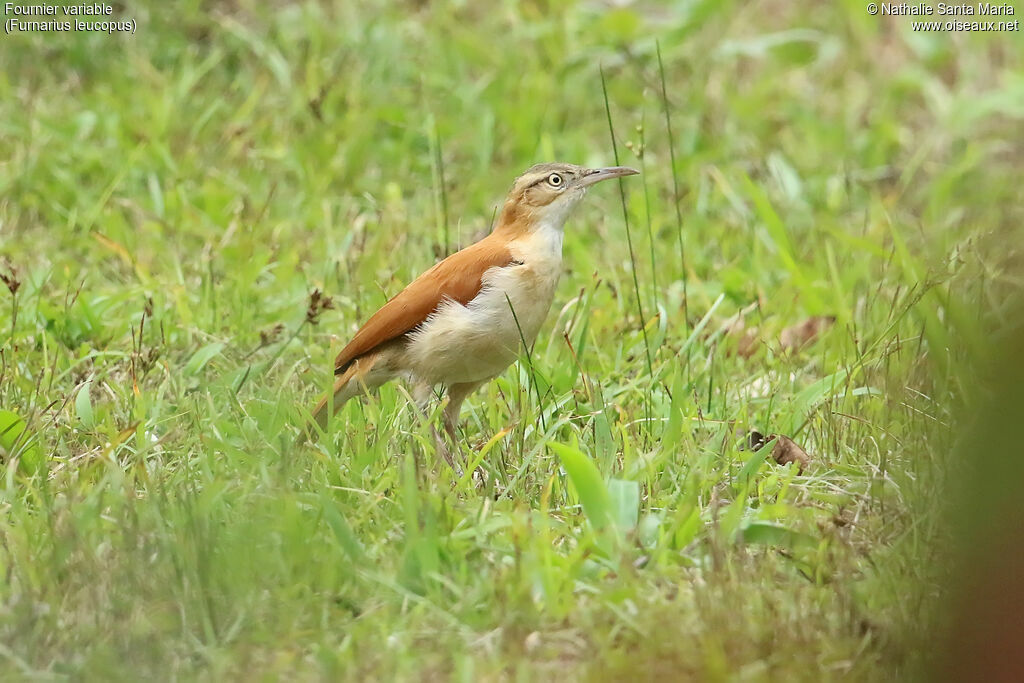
[431,426,465,478]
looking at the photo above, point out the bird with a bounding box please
[311,162,639,463]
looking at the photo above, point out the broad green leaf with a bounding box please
[608,478,640,531]
[738,442,768,485]
[0,410,26,452]
[593,410,616,471]
[185,342,225,376]
[76,381,94,429]
[742,521,817,551]
[549,441,613,532]
[0,409,43,475]
[662,370,686,452]
[638,513,662,549]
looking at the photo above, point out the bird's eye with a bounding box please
[548,173,563,187]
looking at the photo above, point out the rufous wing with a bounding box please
[332,233,515,374]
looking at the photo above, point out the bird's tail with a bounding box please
[309,354,383,436]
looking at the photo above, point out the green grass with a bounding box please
[1,0,1022,679]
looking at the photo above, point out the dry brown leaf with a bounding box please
[722,317,761,358]
[720,310,834,359]
[779,315,835,353]
[770,434,811,472]
[735,327,760,358]
[748,430,811,473]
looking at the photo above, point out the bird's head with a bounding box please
[497,162,639,232]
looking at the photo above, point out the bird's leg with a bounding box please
[409,381,460,472]
[432,427,460,474]
[442,381,486,482]
[442,381,482,444]
[411,380,435,412]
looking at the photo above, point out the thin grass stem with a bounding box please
[601,66,653,377]
[656,41,688,329]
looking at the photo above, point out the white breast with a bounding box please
[405,224,564,386]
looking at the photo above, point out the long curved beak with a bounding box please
[579,166,639,188]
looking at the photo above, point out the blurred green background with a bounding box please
[1,0,1022,679]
